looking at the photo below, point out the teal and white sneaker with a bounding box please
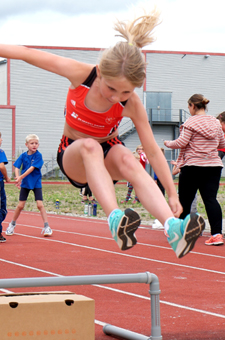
[166,213,205,258]
[108,208,141,250]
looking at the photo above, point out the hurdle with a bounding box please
[0,271,162,340]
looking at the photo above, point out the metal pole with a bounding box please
[0,271,162,340]
[0,272,152,289]
[103,324,150,340]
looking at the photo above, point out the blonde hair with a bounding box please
[25,134,39,143]
[99,9,161,87]
[136,144,143,152]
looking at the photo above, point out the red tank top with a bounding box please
[65,67,127,137]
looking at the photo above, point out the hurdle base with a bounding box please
[103,323,162,340]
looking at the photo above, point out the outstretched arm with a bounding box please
[0,44,93,88]
[164,127,192,149]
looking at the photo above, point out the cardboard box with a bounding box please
[0,291,95,340]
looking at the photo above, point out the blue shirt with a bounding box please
[14,150,44,189]
[0,149,8,181]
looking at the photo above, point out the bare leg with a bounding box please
[62,138,119,216]
[36,200,48,224]
[104,144,174,225]
[62,140,205,255]
[63,139,173,222]
[12,201,26,222]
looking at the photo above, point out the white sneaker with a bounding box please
[42,226,53,236]
[6,222,16,235]
[152,219,164,229]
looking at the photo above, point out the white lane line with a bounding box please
[4,223,225,260]
[0,258,224,319]
[94,285,225,319]
[1,233,225,276]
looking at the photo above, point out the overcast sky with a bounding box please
[0,0,225,53]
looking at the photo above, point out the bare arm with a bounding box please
[170,161,180,176]
[15,166,35,181]
[0,44,93,88]
[123,94,182,216]
[164,128,192,149]
[0,163,10,182]
[14,166,35,188]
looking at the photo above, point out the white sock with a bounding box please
[107,209,121,225]
[164,217,178,232]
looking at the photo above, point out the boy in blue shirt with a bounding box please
[0,132,11,242]
[6,134,52,236]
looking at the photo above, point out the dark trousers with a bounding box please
[157,179,165,196]
[0,180,7,233]
[179,166,222,235]
[84,184,92,197]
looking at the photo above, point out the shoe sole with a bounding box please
[0,239,6,242]
[176,213,205,258]
[205,241,224,246]
[43,231,53,237]
[5,230,14,236]
[117,208,141,251]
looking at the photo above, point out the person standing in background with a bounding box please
[0,132,11,242]
[216,111,225,160]
[164,94,224,246]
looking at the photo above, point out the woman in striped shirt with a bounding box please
[164,94,225,246]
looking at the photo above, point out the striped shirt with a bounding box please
[165,115,225,168]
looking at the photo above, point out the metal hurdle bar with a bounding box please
[0,271,162,340]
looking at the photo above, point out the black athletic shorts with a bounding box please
[57,135,125,189]
[19,187,43,201]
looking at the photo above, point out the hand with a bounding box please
[170,160,177,166]
[14,176,22,189]
[168,195,183,218]
[164,140,169,147]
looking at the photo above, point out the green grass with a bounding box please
[5,180,225,222]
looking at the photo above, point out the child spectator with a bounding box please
[216,111,225,160]
[136,145,149,170]
[6,134,52,237]
[121,146,147,204]
[81,183,97,204]
[0,132,11,242]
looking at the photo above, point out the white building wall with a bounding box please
[3,47,225,176]
[146,52,225,116]
[0,108,13,176]
[0,62,7,105]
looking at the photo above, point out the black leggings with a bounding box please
[179,166,222,235]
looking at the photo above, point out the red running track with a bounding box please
[1,210,225,340]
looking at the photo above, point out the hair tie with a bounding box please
[128,42,133,46]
